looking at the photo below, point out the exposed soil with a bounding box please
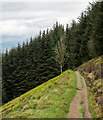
[67,71,92,118]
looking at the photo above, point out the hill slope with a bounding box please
[75,55,103,118]
[1,56,103,118]
[1,70,78,118]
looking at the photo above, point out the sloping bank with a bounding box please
[1,70,77,118]
[75,55,103,118]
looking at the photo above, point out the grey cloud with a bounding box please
[2,2,88,21]
[1,0,93,50]
[2,2,88,12]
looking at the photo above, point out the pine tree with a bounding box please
[2,1,103,103]
[64,24,71,70]
[89,2,103,57]
[78,12,90,63]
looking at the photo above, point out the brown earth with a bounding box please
[75,55,103,117]
[67,71,92,118]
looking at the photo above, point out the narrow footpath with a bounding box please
[67,71,92,118]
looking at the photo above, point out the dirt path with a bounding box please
[67,71,92,118]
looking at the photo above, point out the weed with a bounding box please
[80,99,83,104]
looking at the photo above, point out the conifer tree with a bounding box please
[78,12,90,63]
[2,1,103,103]
[89,2,103,57]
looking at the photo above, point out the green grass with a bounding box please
[80,77,83,88]
[79,106,85,118]
[1,69,78,118]
[79,99,84,118]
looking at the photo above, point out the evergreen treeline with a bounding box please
[2,1,103,103]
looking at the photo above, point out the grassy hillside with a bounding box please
[75,55,103,118]
[1,70,78,118]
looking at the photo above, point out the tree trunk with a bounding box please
[60,65,62,74]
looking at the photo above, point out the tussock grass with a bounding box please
[1,69,77,118]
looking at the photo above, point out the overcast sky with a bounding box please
[0,0,97,52]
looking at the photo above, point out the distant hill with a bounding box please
[75,55,103,118]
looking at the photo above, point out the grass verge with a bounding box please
[79,106,85,118]
[80,77,83,88]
